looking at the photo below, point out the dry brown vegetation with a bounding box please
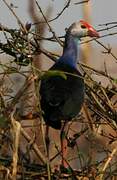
[0,0,117,179]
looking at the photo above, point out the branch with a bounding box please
[99,147,117,180]
[2,0,26,33]
[20,127,46,164]
[33,0,71,24]
[99,21,117,26]
[95,39,117,62]
[35,1,63,46]
[10,110,21,180]
[74,0,90,5]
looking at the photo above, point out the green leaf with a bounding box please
[41,70,67,80]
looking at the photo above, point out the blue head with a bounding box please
[61,20,99,68]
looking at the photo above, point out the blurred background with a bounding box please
[1,0,117,43]
[0,1,117,179]
[1,0,117,72]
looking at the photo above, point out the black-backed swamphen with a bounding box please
[40,20,99,170]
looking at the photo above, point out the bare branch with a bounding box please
[74,0,90,5]
[2,0,26,33]
[95,39,117,62]
[35,1,63,46]
[33,0,71,24]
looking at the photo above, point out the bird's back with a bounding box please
[40,61,84,129]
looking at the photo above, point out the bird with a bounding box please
[39,20,99,170]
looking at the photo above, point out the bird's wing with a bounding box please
[40,70,84,117]
[40,75,69,107]
[40,61,84,124]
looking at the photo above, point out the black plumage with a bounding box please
[40,20,99,130]
[40,62,84,129]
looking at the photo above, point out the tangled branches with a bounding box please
[0,1,117,179]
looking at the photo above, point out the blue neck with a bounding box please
[59,33,80,68]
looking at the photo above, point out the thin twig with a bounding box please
[35,0,63,46]
[74,0,90,5]
[99,147,117,180]
[2,0,27,33]
[0,165,12,180]
[83,103,94,131]
[95,39,117,62]
[9,75,37,110]
[99,21,117,26]
[33,0,71,24]
[21,127,46,164]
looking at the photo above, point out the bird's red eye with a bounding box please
[81,24,86,29]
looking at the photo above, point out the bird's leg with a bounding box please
[45,125,50,158]
[60,121,69,169]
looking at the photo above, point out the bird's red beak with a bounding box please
[88,27,100,38]
[79,20,100,38]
